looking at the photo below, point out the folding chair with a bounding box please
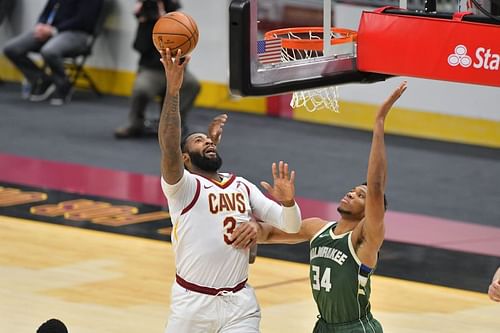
[50,0,114,96]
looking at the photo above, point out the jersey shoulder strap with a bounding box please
[310,221,336,243]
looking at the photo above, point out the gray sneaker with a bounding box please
[29,80,56,102]
[50,86,73,106]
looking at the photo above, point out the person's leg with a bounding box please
[219,285,261,333]
[40,31,90,104]
[3,31,46,88]
[312,315,383,333]
[0,0,15,25]
[115,67,165,138]
[165,282,218,333]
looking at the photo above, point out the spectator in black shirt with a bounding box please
[115,0,200,139]
[3,0,103,105]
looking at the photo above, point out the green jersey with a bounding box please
[309,222,381,331]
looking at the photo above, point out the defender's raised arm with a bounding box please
[355,81,407,266]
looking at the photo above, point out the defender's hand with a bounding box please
[231,221,258,249]
[377,81,407,120]
[208,114,228,146]
[260,161,296,207]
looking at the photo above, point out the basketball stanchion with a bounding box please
[264,27,357,113]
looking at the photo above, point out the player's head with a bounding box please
[181,132,223,172]
[37,319,68,333]
[337,183,387,219]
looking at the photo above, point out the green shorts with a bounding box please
[313,313,383,333]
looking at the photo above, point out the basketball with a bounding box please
[152,12,199,57]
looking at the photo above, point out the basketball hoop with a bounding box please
[290,86,340,113]
[264,27,357,113]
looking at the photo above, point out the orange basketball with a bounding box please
[152,12,199,57]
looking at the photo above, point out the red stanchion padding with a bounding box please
[357,10,500,87]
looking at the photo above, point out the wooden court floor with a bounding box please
[1,216,498,333]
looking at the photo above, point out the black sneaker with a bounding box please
[50,86,73,106]
[29,80,56,102]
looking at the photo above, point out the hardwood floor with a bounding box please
[1,216,498,333]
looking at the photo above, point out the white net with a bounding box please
[268,28,345,113]
[290,86,340,113]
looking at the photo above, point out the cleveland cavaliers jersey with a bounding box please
[309,222,375,324]
[161,169,294,289]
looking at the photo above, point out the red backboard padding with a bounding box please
[357,9,500,87]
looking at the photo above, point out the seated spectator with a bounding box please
[3,0,103,106]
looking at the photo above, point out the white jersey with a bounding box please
[161,169,301,289]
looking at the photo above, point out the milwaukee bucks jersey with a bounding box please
[309,222,379,329]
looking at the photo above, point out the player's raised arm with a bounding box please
[356,82,407,264]
[158,49,191,184]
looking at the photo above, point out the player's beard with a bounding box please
[189,151,223,172]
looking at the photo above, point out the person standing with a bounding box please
[158,48,302,333]
[243,82,408,333]
[114,0,200,138]
[3,0,103,105]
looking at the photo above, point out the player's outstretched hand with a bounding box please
[377,81,407,120]
[160,48,190,95]
[260,161,296,207]
[208,114,228,146]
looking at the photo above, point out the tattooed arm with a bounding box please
[158,49,191,184]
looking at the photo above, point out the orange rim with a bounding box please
[264,27,357,51]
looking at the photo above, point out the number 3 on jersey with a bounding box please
[312,265,332,292]
[223,216,237,245]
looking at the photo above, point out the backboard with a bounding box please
[229,0,389,97]
[229,0,500,97]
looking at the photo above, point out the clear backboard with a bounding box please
[229,0,500,97]
[228,0,390,97]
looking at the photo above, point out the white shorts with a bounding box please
[165,281,261,333]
